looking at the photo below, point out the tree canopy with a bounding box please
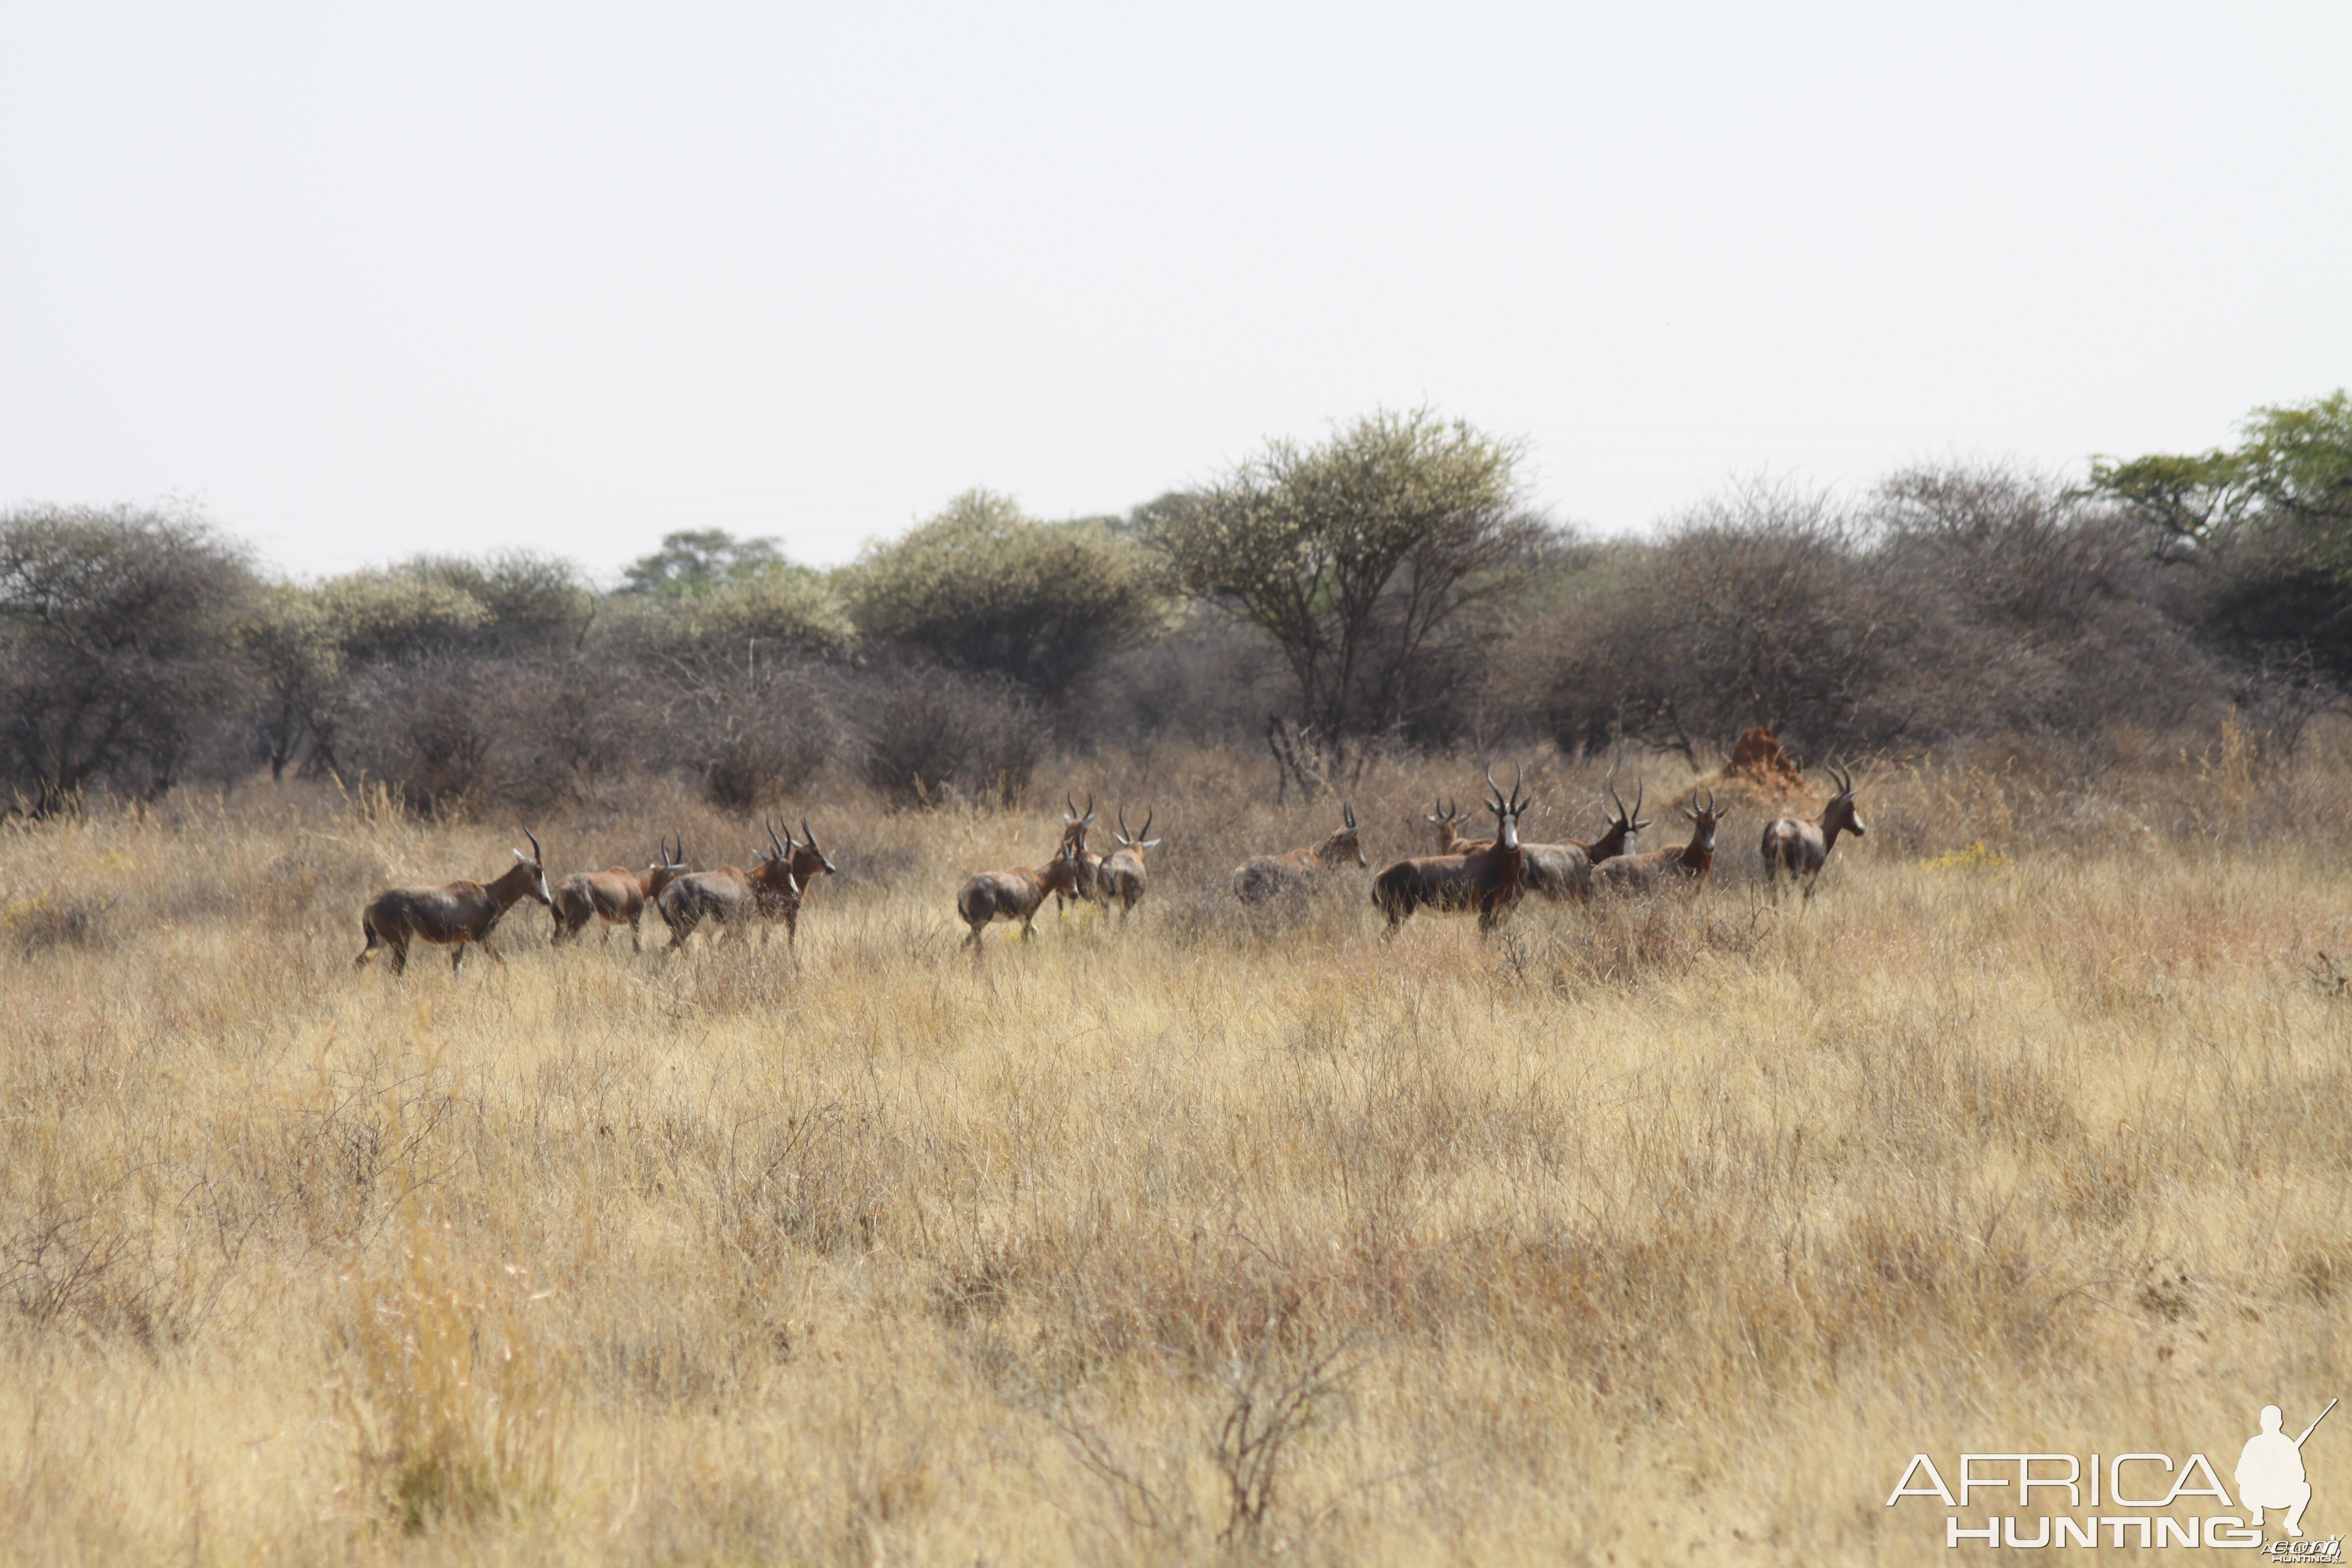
[837,490,1168,698]
[2090,389,2352,551]
[0,506,256,809]
[620,529,790,595]
[1145,408,1547,737]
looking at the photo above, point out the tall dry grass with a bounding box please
[5,728,2352,1564]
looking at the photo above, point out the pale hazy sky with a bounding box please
[4,3,2346,582]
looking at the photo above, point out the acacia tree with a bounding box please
[837,490,1168,699]
[1146,409,1546,747]
[239,584,343,781]
[2091,389,2352,550]
[0,506,254,812]
[621,529,787,595]
[2092,390,2352,690]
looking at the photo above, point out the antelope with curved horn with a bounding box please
[747,818,838,945]
[1372,766,1532,934]
[1055,792,1102,912]
[1595,789,1723,893]
[357,828,551,975]
[1431,784,1646,902]
[1425,797,1476,852]
[1095,807,1161,920]
[957,839,1085,951]
[1230,803,1369,905]
[1761,763,1866,899]
[645,833,688,904]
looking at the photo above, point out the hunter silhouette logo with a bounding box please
[2243,1400,2336,1539]
[1884,1395,2341,1550]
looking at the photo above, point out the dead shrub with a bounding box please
[857,662,1040,809]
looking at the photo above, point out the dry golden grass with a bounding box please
[7,730,2352,1564]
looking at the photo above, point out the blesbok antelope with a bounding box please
[645,833,688,903]
[747,818,837,945]
[549,833,682,949]
[1372,767,1533,935]
[1595,790,1723,893]
[1761,763,1866,899]
[1230,804,1369,905]
[1055,793,1102,912]
[1435,784,1646,902]
[957,840,1085,950]
[1094,807,1161,919]
[1425,798,1477,852]
[356,829,552,975]
[549,867,643,949]
[656,850,779,953]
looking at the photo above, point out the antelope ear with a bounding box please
[513,849,528,863]
[1141,838,1162,849]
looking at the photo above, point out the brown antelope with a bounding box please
[549,833,682,949]
[1425,798,1477,852]
[1054,793,1102,912]
[656,849,779,952]
[1595,789,1722,893]
[747,818,837,945]
[1372,766,1533,935]
[1761,763,1866,899]
[356,829,551,975]
[957,840,1084,950]
[645,833,688,902]
[1094,807,1160,919]
[1433,785,1646,902]
[1230,803,1369,905]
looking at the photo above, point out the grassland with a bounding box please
[5,730,2352,1565]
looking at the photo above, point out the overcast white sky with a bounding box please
[3,3,2346,582]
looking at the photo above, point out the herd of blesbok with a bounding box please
[352,765,1868,972]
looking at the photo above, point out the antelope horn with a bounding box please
[1513,761,1526,813]
[1119,805,1132,843]
[801,819,818,852]
[1138,808,1152,841]
[767,819,786,861]
[1610,786,1628,822]
[1065,794,1078,823]
[524,827,542,864]
[1343,802,1357,831]
[1083,791,1097,825]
